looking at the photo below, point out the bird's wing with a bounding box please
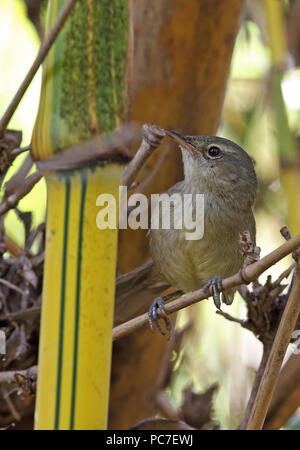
[114,259,171,325]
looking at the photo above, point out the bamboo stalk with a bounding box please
[264,352,300,429]
[32,0,131,430]
[239,343,272,429]
[264,0,300,234]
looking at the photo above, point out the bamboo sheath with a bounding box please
[31,0,130,429]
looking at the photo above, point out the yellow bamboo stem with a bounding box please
[35,167,123,429]
[264,0,287,68]
[32,0,131,429]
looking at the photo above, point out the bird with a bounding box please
[115,129,257,336]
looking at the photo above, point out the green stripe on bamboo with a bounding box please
[32,0,131,429]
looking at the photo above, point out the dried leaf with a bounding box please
[181,383,218,429]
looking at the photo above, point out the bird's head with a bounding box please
[165,130,258,207]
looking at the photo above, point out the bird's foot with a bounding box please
[203,275,223,310]
[148,290,183,338]
[148,297,172,338]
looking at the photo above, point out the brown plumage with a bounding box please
[115,132,257,325]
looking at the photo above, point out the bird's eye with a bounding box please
[207,146,222,159]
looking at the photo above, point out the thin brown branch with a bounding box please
[123,124,165,187]
[112,232,300,341]
[216,309,246,326]
[0,278,24,294]
[5,236,23,257]
[10,145,31,158]
[4,154,33,197]
[0,366,37,385]
[242,264,300,429]
[0,171,42,216]
[239,227,300,429]
[275,261,296,283]
[0,306,41,322]
[1,386,21,422]
[222,260,295,342]
[0,0,78,135]
[35,124,137,172]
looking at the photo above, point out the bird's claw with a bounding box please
[203,275,223,310]
[148,296,173,338]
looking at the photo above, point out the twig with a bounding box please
[1,386,21,422]
[241,228,300,429]
[0,306,41,322]
[4,154,33,198]
[0,366,37,385]
[216,310,245,326]
[35,125,136,172]
[0,422,16,430]
[112,233,300,341]
[9,146,31,158]
[0,0,78,135]
[0,278,24,294]
[222,261,295,341]
[242,262,300,429]
[0,171,42,216]
[5,236,22,257]
[123,124,165,187]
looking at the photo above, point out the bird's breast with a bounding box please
[149,186,255,292]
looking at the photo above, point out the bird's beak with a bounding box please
[164,129,203,155]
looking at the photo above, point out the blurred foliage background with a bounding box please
[1,0,299,429]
